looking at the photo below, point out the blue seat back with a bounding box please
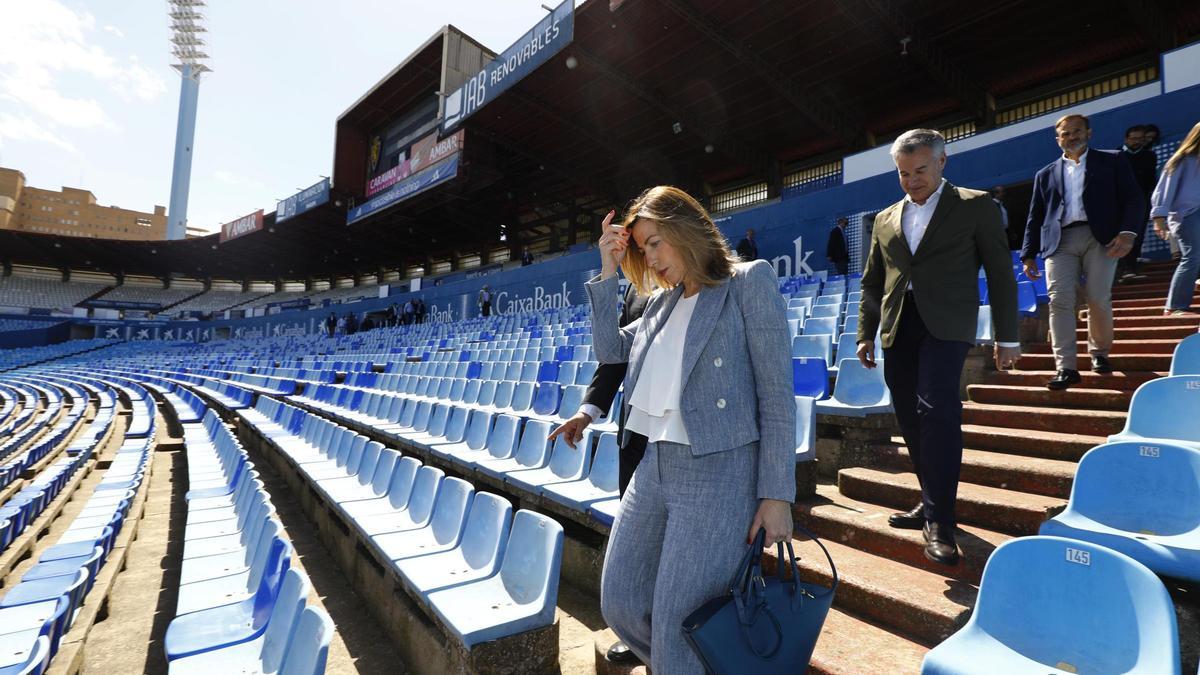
[589,432,620,492]
[460,493,514,571]
[461,379,481,405]
[513,419,552,468]
[498,510,564,606]
[556,362,578,386]
[830,358,891,407]
[426,404,451,438]
[464,410,494,451]
[1069,441,1200,535]
[532,382,560,417]
[547,429,593,480]
[492,381,515,409]
[429,477,474,545]
[791,335,831,365]
[795,396,816,461]
[442,406,470,444]
[1171,333,1200,376]
[262,569,311,673]
[386,457,422,510]
[475,380,497,407]
[791,358,828,398]
[1121,375,1200,443]
[279,607,334,675]
[487,415,521,460]
[575,362,598,385]
[557,385,585,419]
[809,304,839,319]
[370,450,399,495]
[406,466,445,525]
[964,536,1179,674]
[510,381,535,412]
[975,304,994,344]
[802,316,838,339]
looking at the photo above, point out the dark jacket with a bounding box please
[735,237,758,261]
[1022,149,1145,259]
[827,226,849,263]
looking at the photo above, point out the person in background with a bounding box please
[827,216,850,275]
[325,312,337,337]
[345,312,358,335]
[1022,113,1142,390]
[416,298,427,324]
[990,186,1018,250]
[1151,120,1200,315]
[735,227,758,261]
[522,248,535,266]
[1119,124,1157,281]
[478,285,493,317]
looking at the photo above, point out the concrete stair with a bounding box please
[792,260,1198,672]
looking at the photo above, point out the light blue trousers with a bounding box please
[600,440,760,674]
[1166,210,1200,311]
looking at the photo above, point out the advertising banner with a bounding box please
[347,154,460,224]
[276,178,331,223]
[440,0,574,133]
[366,130,464,197]
[219,209,264,243]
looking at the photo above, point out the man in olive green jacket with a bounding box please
[856,129,1020,566]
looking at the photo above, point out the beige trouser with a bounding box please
[1045,225,1118,371]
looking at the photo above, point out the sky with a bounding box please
[0,0,576,233]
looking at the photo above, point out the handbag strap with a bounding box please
[728,527,768,593]
[784,522,839,595]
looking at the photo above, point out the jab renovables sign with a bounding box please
[219,209,264,243]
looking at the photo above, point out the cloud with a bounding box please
[0,112,76,152]
[0,0,168,142]
[214,170,267,190]
[103,25,124,39]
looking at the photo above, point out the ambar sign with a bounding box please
[219,209,264,243]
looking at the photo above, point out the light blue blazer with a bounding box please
[585,260,796,502]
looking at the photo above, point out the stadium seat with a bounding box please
[394,494,513,595]
[1016,281,1037,318]
[792,358,829,399]
[921,536,1180,675]
[795,396,816,462]
[791,335,832,365]
[477,420,552,480]
[975,304,994,345]
[803,316,839,341]
[424,510,563,646]
[1039,441,1200,582]
[542,431,619,512]
[0,635,49,675]
[507,429,594,493]
[815,358,892,416]
[531,382,561,417]
[1107,376,1200,450]
[354,465,443,537]
[809,304,840,319]
[174,535,291,616]
[1170,333,1200,376]
[372,477,474,561]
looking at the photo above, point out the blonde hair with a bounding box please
[618,186,740,295]
[1164,121,1200,175]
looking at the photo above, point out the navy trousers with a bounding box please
[882,295,971,528]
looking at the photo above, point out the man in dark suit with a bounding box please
[857,128,1020,566]
[548,279,648,664]
[735,228,758,261]
[1119,124,1157,280]
[1022,113,1143,390]
[827,217,850,275]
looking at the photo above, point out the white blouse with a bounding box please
[626,293,697,445]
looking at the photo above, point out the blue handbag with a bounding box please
[682,525,838,674]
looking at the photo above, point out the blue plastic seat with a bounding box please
[975,304,994,345]
[802,316,839,340]
[175,534,292,616]
[921,536,1180,674]
[509,381,536,412]
[166,567,309,665]
[1107,375,1200,450]
[458,414,521,468]
[556,385,585,420]
[791,358,829,399]
[575,362,598,385]
[278,607,334,675]
[478,420,552,480]
[795,396,816,462]
[1016,280,1038,318]
[809,304,839,319]
[338,456,420,521]
[397,491,514,596]
[0,568,88,613]
[542,431,619,511]
[507,429,594,493]
[815,358,892,417]
[531,382,561,417]
[425,510,563,646]
[1040,441,1200,582]
[373,477,474,561]
[1170,333,1200,376]
[791,335,831,365]
[0,634,49,675]
[354,465,443,537]
[431,409,493,462]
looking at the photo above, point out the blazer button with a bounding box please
[716,398,726,409]
[713,357,723,367]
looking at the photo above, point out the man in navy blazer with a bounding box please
[1021,113,1143,390]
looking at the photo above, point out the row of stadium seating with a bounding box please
[923,334,1200,672]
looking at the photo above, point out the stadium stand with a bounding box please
[0,276,107,311]
[91,284,197,308]
[166,290,274,317]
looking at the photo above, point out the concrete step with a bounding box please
[871,441,1077,499]
[797,483,1011,585]
[1091,305,1196,317]
[808,607,929,675]
[1016,352,1173,372]
[960,424,1104,462]
[986,369,1163,392]
[966,383,1130,410]
[838,467,1066,535]
[1108,314,1200,329]
[1023,340,1180,355]
[786,531,977,645]
[962,402,1126,437]
[1083,324,1199,341]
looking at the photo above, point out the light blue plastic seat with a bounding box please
[475,380,497,407]
[509,381,536,413]
[373,477,474,561]
[175,532,292,616]
[491,381,515,409]
[1016,280,1038,317]
[278,607,333,675]
[791,335,831,365]
[815,358,892,416]
[792,358,829,399]
[921,536,1180,675]
[0,634,48,675]
[802,315,839,341]
[975,304,994,345]
[478,420,552,480]
[0,568,88,614]
[339,456,420,521]
[166,566,309,665]
[795,396,816,461]
[319,447,397,505]
[458,414,521,468]
[575,362,598,385]
[431,409,493,462]
[531,382,561,417]
[556,385,585,420]
[354,465,443,537]
[543,431,619,511]
[809,304,840,319]
[425,510,563,646]
[815,294,843,306]
[179,518,278,586]
[1040,441,1200,582]
[1170,333,1200,376]
[1107,375,1200,450]
[0,596,67,660]
[507,429,593,493]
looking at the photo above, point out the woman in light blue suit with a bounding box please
[588,186,795,673]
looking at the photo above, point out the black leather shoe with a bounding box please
[1091,355,1113,374]
[607,641,641,665]
[887,503,925,530]
[923,522,959,566]
[1046,369,1082,390]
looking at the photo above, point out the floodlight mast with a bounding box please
[166,0,211,240]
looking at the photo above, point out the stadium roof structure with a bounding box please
[5,0,1199,282]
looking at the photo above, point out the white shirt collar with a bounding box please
[1063,148,1089,165]
[904,178,947,207]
